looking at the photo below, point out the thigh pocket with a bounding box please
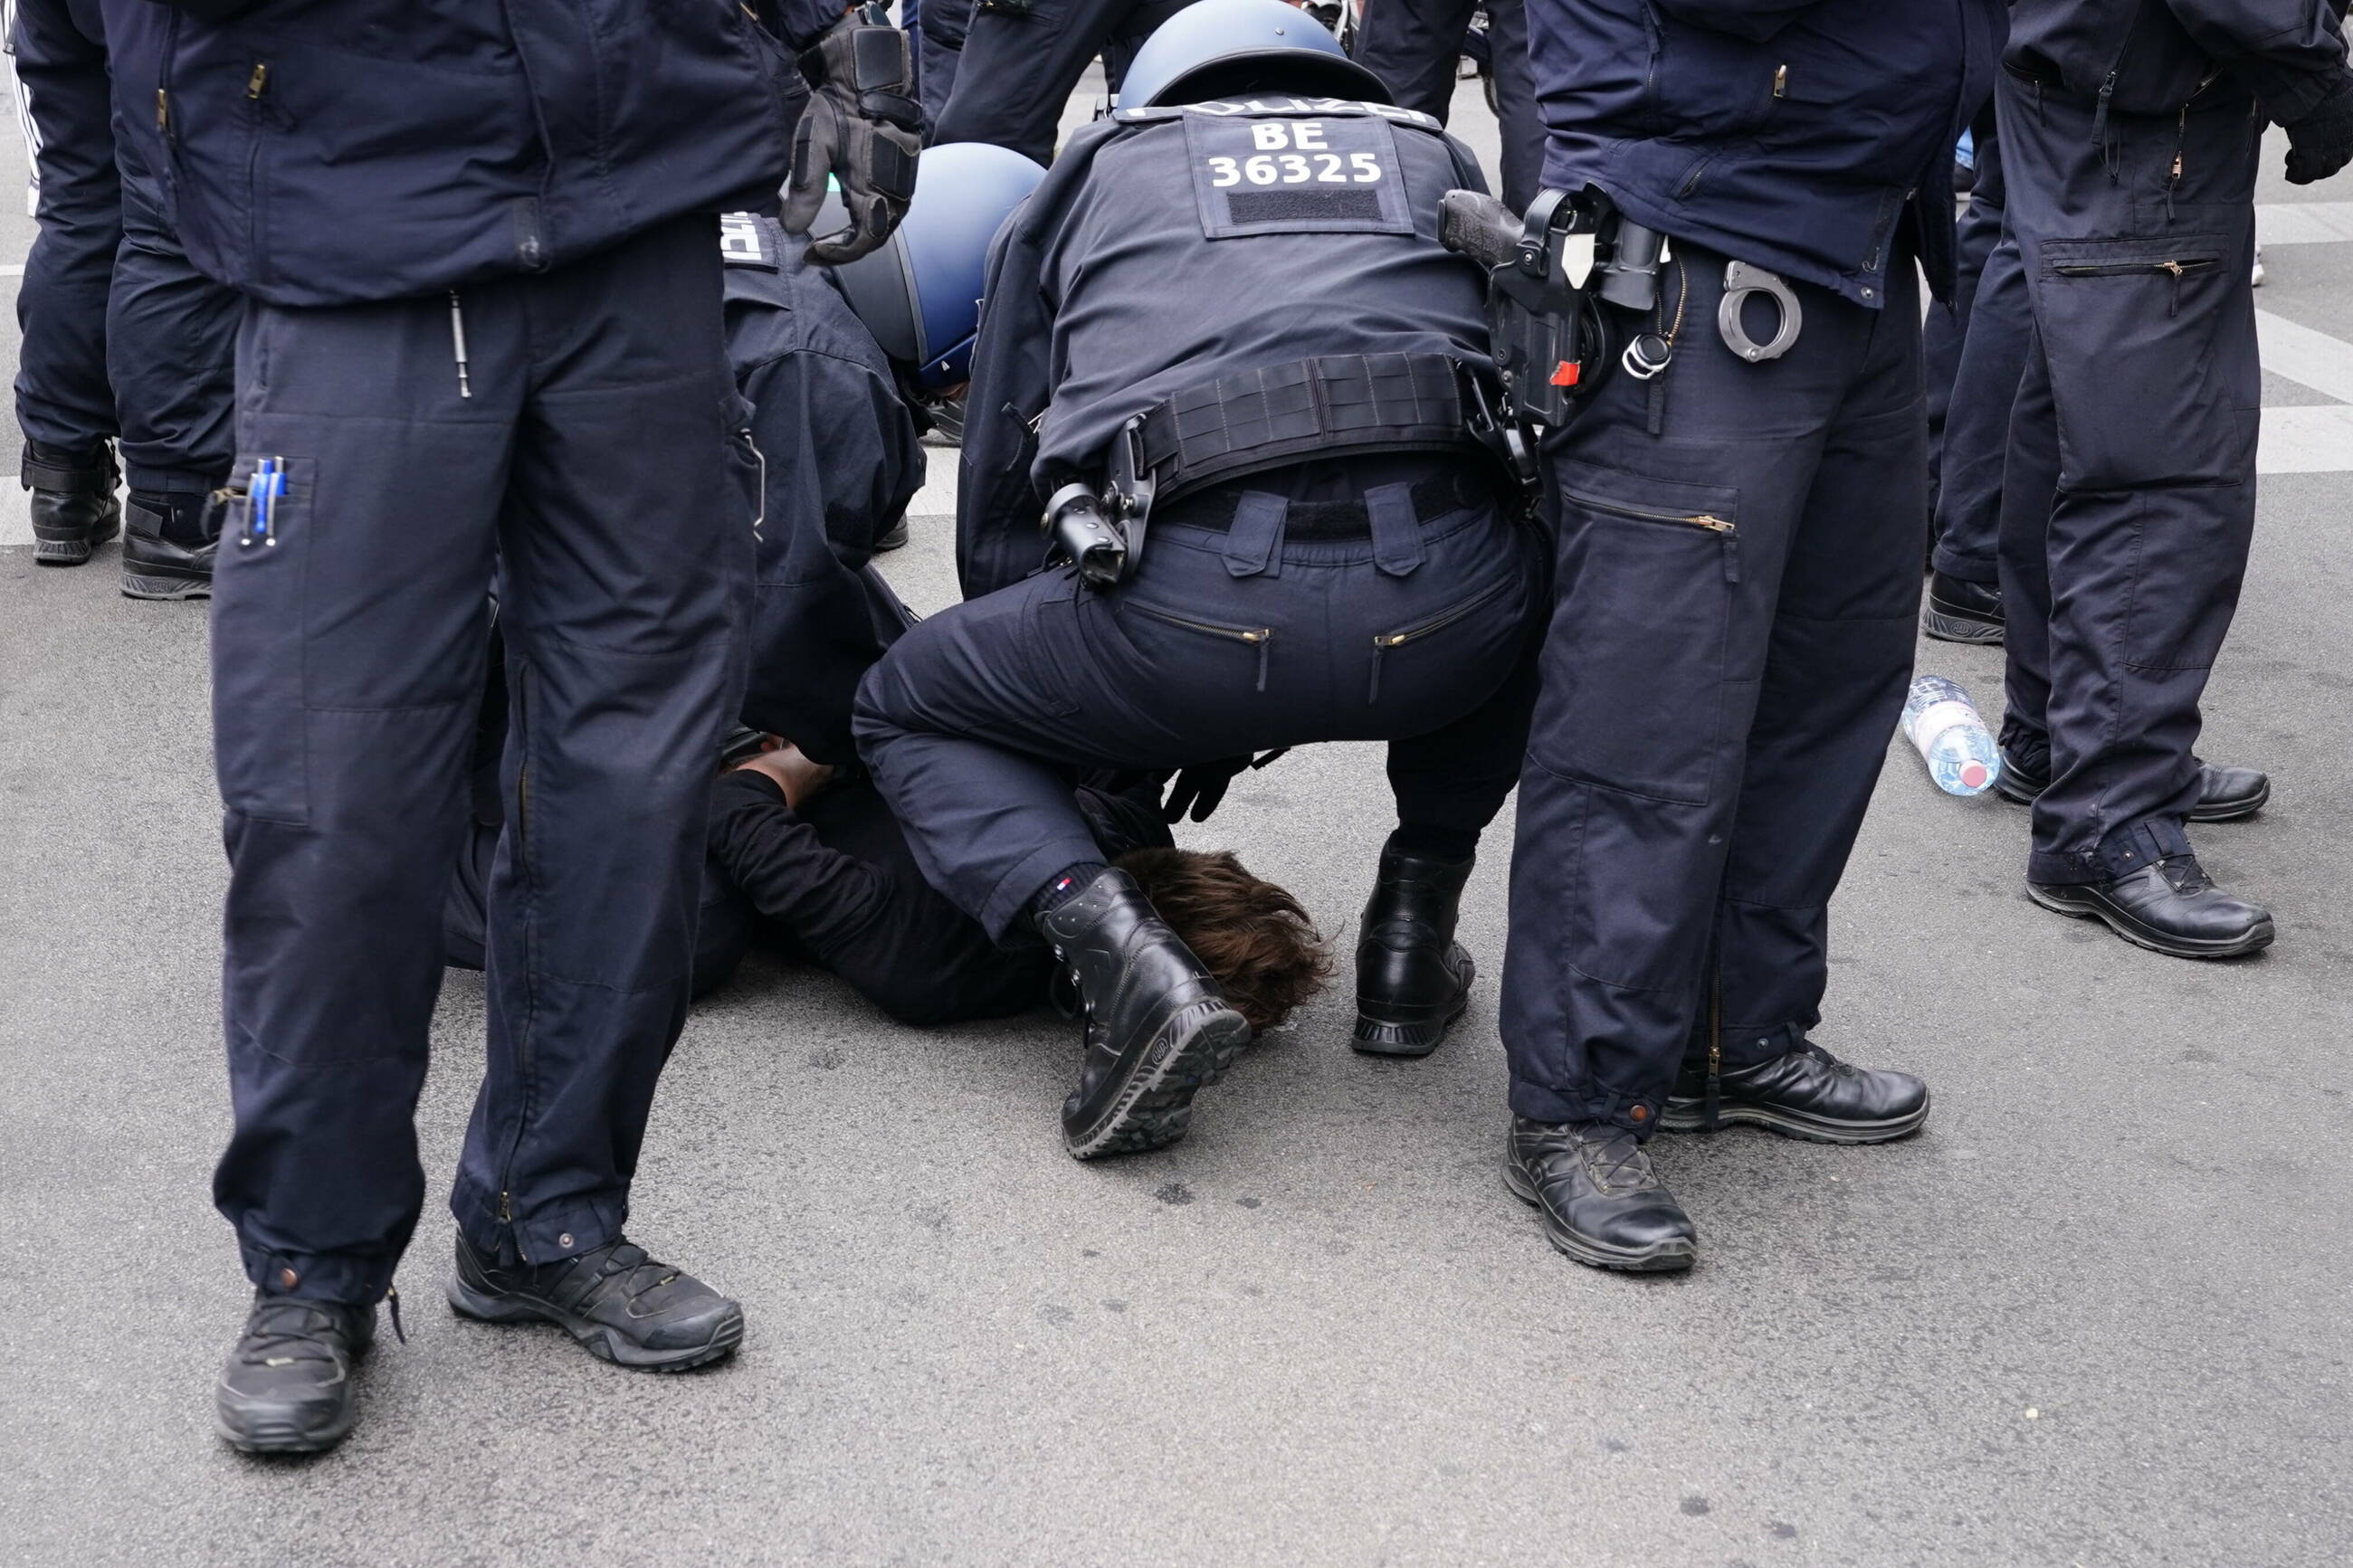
[2036,235,2241,490]
[211,457,314,823]
[1537,464,1738,806]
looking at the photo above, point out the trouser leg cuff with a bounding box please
[1508,1077,1665,1139]
[238,1239,400,1306]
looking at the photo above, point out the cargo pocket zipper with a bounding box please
[2053,253,2218,316]
[1126,603,1272,691]
[1368,575,1515,701]
[1569,491,1740,584]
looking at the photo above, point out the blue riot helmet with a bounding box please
[1116,0,1391,111]
[821,142,1046,394]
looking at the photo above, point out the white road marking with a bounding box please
[2256,405,2353,474]
[2255,308,2353,405]
[2256,201,2353,247]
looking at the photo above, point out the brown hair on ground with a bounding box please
[1114,846,1331,1034]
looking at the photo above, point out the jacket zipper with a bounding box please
[1566,489,1740,583]
[1367,575,1514,701]
[1126,602,1272,691]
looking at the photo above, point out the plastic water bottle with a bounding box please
[1900,675,2001,796]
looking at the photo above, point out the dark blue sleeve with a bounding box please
[955,211,1058,602]
[2166,0,2350,121]
[755,0,853,55]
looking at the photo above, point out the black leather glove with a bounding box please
[2283,74,2353,186]
[783,4,921,265]
[1161,749,1290,824]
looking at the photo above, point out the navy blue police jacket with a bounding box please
[1526,0,2007,309]
[2006,0,2348,122]
[955,95,1496,601]
[721,212,923,765]
[129,0,831,306]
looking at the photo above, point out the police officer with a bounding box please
[857,0,1547,1160]
[1922,111,2023,645]
[9,0,237,595]
[1348,0,1543,210]
[179,0,918,1455]
[930,0,1198,163]
[1994,0,2351,959]
[1497,0,2002,1272]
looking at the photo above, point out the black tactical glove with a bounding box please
[1161,749,1290,824]
[2283,74,2353,186]
[783,4,921,265]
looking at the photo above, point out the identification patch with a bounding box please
[719,213,777,271]
[1182,110,1413,240]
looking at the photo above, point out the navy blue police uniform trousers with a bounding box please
[1928,126,2036,589]
[211,214,752,1306]
[931,0,1196,166]
[10,0,234,492]
[1994,72,2264,885]
[855,460,1543,943]
[1348,0,1543,212]
[1500,242,1926,1131]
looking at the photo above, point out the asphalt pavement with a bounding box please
[5,69,2353,1568]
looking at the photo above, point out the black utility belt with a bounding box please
[1160,465,1496,542]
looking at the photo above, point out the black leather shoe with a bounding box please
[1039,867,1251,1158]
[214,1292,376,1454]
[1503,1117,1696,1272]
[1662,1037,1930,1144]
[24,442,119,566]
[2029,856,2273,959]
[1352,846,1475,1057]
[1996,751,2269,822]
[872,513,910,552]
[1921,570,2004,644]
[447,1231,744,1370]
[120,493,218,600]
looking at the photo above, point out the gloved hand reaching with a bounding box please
[783,4,922,264]
[2283,73,2353,186]
[1161,749,1291,824]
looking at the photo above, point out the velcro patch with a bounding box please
[719,213,777,271]
[1182,110,1412,240]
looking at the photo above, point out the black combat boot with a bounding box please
[120,489,221,601]
[1997,749,2270,822]
[1662,1036,1931,1143]
[1353,845,1477,1057]
[1921,570,2004,643]
[24,442,119,566]
[2029,854,2273,959]
[1039,866,1252,1158]
[1503,1117,1698,1272]
[214,1292,378,1454]
[447,1231,744,1371]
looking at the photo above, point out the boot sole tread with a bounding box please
[1064,999,1250,1160]
[1657,1097,1930,1145]
[1920,609,2004,644]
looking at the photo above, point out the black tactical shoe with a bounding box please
[214,1292,376,1454]
[1503,1117,1697,1272]
[120,492,218,600]
[24,442,119,566]
[1352,845,1476,1057]
[1996,751,2270,822]
[2029,856,2274,959]
[1921,570,2004,643]
[1662,1037,1930,1144]
[872,513,910,552]
[447,1231,744,1371]
[1039,866,1252,1158]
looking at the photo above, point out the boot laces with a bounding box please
[1580,1124,1658,1192]
[239,1298,349,1364]
[590,1241,681,1301]
[2157,854,2211,894]
[1791,1038,1858,1079]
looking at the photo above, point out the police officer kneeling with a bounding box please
[855,0,1545,1158]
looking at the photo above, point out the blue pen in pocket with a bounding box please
[263,458,285,546]
[242,457,270,547]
